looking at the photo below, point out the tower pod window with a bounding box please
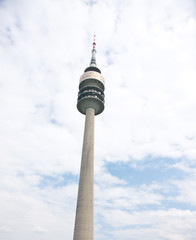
[77,91,105,102]
[79,86,104,97]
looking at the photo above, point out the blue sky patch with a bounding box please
[106,157,186,186]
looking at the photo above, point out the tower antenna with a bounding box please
[90,34,97,66]
[93,34,96,50]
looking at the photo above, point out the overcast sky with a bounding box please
[0,0,196,239]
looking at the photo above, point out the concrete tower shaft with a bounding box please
[73,38,105,240]
[73,107,94,240]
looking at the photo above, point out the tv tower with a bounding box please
[73,36,105,240]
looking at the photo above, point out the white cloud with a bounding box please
[0,225,12,233]
[32,226,48,233]
[0,0,196,239]
[104,209,196,240]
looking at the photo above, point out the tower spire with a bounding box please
[90,35,97,67]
